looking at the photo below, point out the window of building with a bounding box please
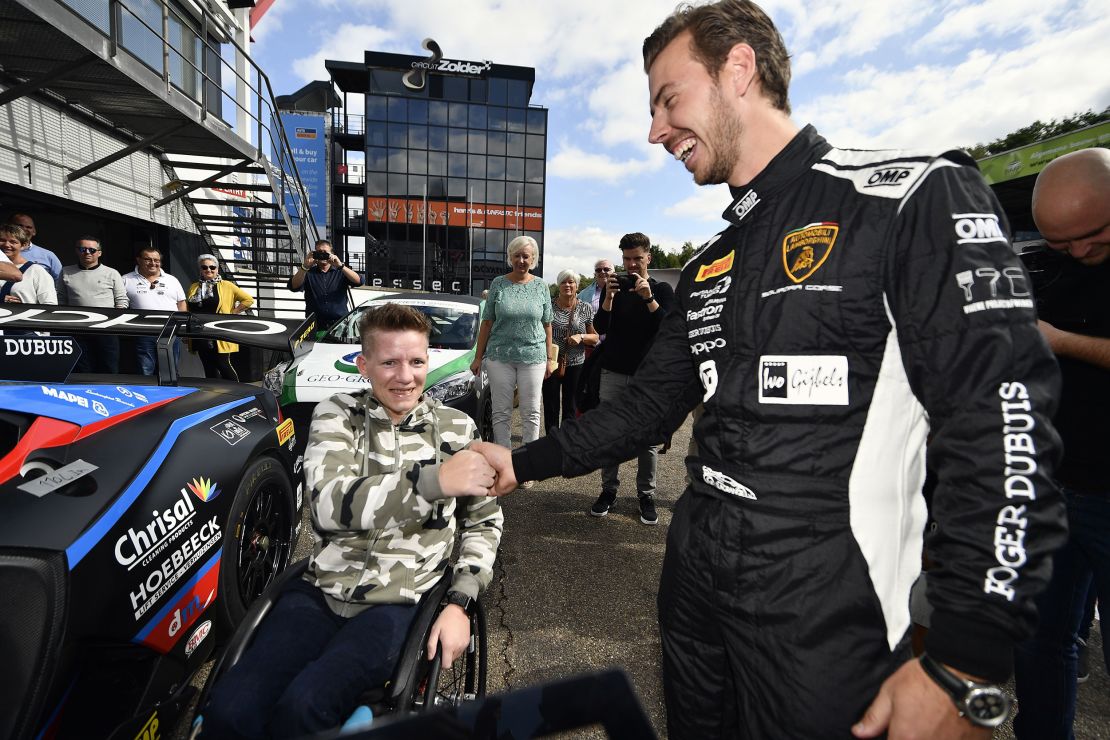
[427,176,447,198]
[526,159,545,183]
[387,96,407,122]
[467,179,486,203]
[469,104,488,130]
[443,76,468,101]
[468,132,487,154]
[507,108,527,133]
[486,156,506,180]
[371,69,409,95]
[409,99,429,125]
[526,109,547,134]
[506,157,525,181]
[506,134,526,158]
[388,148,407,172]
[366,121,387,148]
[389,173,407,194]
[408,150,427,175]
[526,134,545,159]
[448,153,468,178]
[486,180,505,205]
[429,100,449,126]
[467,155,487,179]
[469,79,488,103]
[367,147,387,172]
[366,96,387,121]
[408,175,427,197]
[428,126,448,151]
[488,78,508,105]
[448,178,467,199]
[525,183,543,207]
[449,102,469,127]
[487,107,507,132]
[505,181,524,206]
[366,171,388,196]
[506,79,528,108]
[448,128,468,153]
[409,125,428,149]
[487,131,507,155]
[387,123,407,148]
[428,151,447,176]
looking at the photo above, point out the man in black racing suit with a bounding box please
[473,2,1067,737]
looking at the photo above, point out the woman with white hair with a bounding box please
[186,253,253,380]
[542,269,598,434]
[470,236,553,476]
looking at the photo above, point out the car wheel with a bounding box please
[480,392,493,442]
[216,455,296,633]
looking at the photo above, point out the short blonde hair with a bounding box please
[507,235,538,269]
[556,269,578,287]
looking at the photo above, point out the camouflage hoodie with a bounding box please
[303,389,503,617]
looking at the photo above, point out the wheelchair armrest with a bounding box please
[385,574,454,704]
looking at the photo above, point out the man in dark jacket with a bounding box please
[472,1,1067,738]
[288,239,362,331]
[589,232,675,524]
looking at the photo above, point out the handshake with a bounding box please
[437,441,523,498]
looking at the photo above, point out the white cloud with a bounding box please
[663,184,734,222]
[291,24,398,82]
[541,226,625,282]
[547,146,662,183]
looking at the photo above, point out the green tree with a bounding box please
[965,107,1110,159]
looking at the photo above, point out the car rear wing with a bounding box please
[0,305,316,384]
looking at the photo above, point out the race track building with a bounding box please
[323,45,548,295]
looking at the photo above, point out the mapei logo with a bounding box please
[864,168,912,188]
[782,222,839,284]
[952,212,1006,245]
[187,476,221,503]
[695,251,735,282]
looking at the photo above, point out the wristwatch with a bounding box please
[918,653,1011,728]
[445,590,475,615]
[642,293,654,303]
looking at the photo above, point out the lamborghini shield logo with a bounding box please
[695,250,735,282]
[782,223,838,283]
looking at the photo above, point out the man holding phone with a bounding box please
[589,232,675,524]
[289,239,362,331]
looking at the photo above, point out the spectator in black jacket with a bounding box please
[288,240,362,331]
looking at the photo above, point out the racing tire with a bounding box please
[215,455,296,635]
[479,392,494,443]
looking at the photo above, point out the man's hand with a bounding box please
[427,604,470,665]
[633,273,652,300]
[470,441,518,494]
[1038,319,1065,352]
[302,253,313,269]
[852,659,990,740]
[438,449,496,497]
[4,295,21,303]
[328,253,343,268]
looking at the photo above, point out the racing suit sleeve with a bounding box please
[452,430,505,599]
[513,301,703,483]
[886,156,1066,682]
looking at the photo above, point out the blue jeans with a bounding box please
[1014,489,1110,739]
[200,579,416,739]
[599,369,659,497]
[135,336,181,376]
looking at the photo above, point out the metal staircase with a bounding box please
[0,0,318,317]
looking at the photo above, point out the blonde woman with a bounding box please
[542,269,598,433]
[186,254,253,380]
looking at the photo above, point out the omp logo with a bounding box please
[187,477,221,503]
[701,465,757,500]
[403,38,442,90]
[690,275,732,300]
[695,251,735,282]
[953,213,1006,245]
[731,190,760,222]
[864,168,912,187]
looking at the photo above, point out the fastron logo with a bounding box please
[695,251,735,282]
[952,213,1006,245]
[187,476,221,503]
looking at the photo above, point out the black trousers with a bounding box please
[541,363,582,434]
[74,334,120,374]
[197,341,239,381]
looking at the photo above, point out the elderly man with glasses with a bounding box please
[57,236,129,373]
[578,259,614,314]
[122,246,187,375]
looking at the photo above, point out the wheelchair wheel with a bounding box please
[405,598,487,712]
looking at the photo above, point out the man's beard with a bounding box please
[696,84,744,186]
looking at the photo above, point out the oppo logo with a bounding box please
[691,338,726,355]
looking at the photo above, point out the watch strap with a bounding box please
[446,590,475,615]
[919,653,968,701]
[642,293,654,303]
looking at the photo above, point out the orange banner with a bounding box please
[367,197,543,232]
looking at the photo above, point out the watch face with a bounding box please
[964,687,1011,728]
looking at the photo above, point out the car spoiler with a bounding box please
[0,304,315,384]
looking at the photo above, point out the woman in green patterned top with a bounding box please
[470,236,553,475]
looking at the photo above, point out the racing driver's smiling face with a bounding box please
[357,329,429,423]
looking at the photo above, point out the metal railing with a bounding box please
[332,111,365,135]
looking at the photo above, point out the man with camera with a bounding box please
[288,239,362,331]
[589,232,675,525]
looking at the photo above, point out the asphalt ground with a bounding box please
[178,413,1110,739]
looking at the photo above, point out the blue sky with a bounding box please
[249,0,1109,282]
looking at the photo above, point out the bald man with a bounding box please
[1013,148,1110,739]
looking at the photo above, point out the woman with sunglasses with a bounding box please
[185,254,253,380]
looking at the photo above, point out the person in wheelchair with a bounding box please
[200,302,504,738]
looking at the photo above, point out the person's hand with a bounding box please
[1038,319,1066,353]
[544,363,552,380]
[469,441,518,494]
[567,334,582,347]
[852,659,991,739]
[4,295,21,303]
[427,604,470,665]
[328,253,343,268]
[302,253,313,269]
[469,356,482,375]
[438,449,496,497]
[633,273,652,300]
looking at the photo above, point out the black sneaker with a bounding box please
[639,495,659,525]
[590,491,616,517]
[1078,637,1090,684]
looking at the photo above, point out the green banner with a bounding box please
[977,122,1110,185]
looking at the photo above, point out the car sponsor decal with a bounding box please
[782,222,839,284]
[115,488,197,571]
[231,407,264,423]
[185,619,213,657]
[694,251,735,282]
[0,384,194,427]
[65,397,250,569]
[129,518,221,620]
[18,459,98,498]
[758,355,849,405]
[133,551,220,650]
[277,418,295,446]
[134,710,160,740]
[187,476,221,503]
[334,350,360,374]
[211,419,250,445]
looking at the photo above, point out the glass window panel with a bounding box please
[506,79,528,107]
[428,126,448,151]
[371,70,406,95]
[506,133,526,158]
[469,104,488,129]
[409,125,428,149]
[449,102,469,127]
[408,150,427,175]
[507,108,526,132]
[448,128,468,152]
[487,131,506,156]
[467,180,486,203]
[428,151,447,176]
[408,175,427,196]
[470,79,488,103]
[366,96,387,121]
[506,157,525,181]
[526,134,545,159]
[485,180,505,204]
[387,97,407,122]
[467,155,487,179]
[388,123,407,148]
[366,171,388,196]
[449,153,467,177]
[525,183,544,207]
[366,147,387,171]
[366,121,387,148]
[429,101,449,126]
[486,156,506,180]
[488,78,507,105]
[443,76,468,101]
[487,107,507,132]
[526,109,547,134]
[388,148,407,172]
[389,173,407,194]
[408,99,429,124]
[468,131,487,154]
[427,176,447,198]
[448,178,467,198]
[526,159,544,183]
[505,181,524,205]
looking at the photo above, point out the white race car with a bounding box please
[264,292,492,460]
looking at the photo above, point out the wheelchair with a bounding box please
[190,558,488,735]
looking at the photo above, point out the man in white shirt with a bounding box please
[122,247,186,375]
